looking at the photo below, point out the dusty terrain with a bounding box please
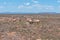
[0,14,60,40]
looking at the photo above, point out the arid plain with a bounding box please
[0,14,60,40]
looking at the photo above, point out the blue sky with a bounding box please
[0,0,60,13]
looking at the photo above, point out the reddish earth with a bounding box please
[0,14,60,40]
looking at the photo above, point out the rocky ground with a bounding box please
[0,14,60,40]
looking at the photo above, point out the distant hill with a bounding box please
[0,12,59,14]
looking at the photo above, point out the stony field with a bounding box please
[0,14,60,40]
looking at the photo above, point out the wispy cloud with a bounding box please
[0,0,56,13]
[18,3,54,9]
[32,0,39,3]
[24,2,30,6]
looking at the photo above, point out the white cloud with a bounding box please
[31,4,43,9]
[18,4,54,10]
[32,0,39,3]
[33,1,39,3]
[32,4,42,7]
[31,4,54,10]
[24,2,30,6]
[17,3,54,13]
